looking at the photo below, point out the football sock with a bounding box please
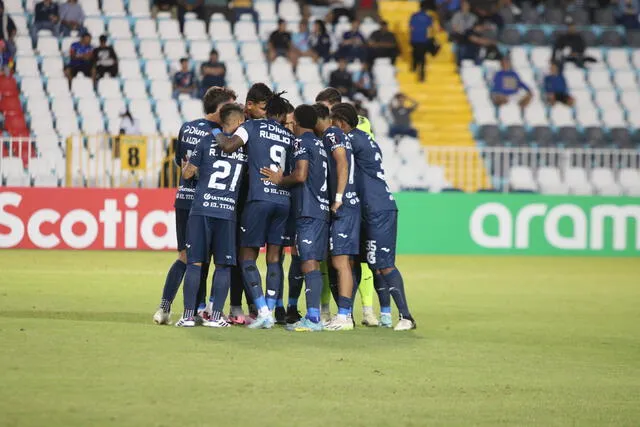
[337,295,353,316]
[229,265,244,308]
[358,263,374,309]
[241,260,266,311]
[304,269,323,323]
[182,264,201,319]
[211,266,231,319]
[287,255,303,307]
[374,272,392,314]
[160,259,186,312]
[277,254,285,308]
[320,261,332,306]
[265,262,282,311]
[383,268,412,320]
[196,262,209,310]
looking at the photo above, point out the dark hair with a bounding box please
[278,18,286,25]
[203,87,237,115]
[246,82,273,104]
[314,19,327,35]
[219,103,244,124]
[285,102,295,114]
[99,34,107,43]
[180,57,189,63]
[330,102,358,128]
[315,87,342,106]
[266,91,293,118]
[312,103,330,120]
[210,48,218,56]
[294,105,318,130]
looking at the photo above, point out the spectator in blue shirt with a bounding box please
[292,20,312,58]
[64,32,93,85]
[409,0,434,81]
[199,49,226,97]
[338,19,367,62]
[309,19,333,63]
[614,0,640,29]
[30,0,60,46]
[173,57,197,98]
[491,57,532,108]
[544,61,574,107]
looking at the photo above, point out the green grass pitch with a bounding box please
[0,250,639,427]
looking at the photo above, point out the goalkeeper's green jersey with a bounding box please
[357,115,374,138]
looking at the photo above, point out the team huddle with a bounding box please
[153,83,416,332]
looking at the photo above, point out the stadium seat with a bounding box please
[591,167,622,196]
[163,39,188,61]
[158,19,182,40]
[189,40,213,62]
[613,70,638,90]
[565,167,594,195]
[234,20,259,42]
[108,18,132,39]
[144,59,169,80]
[184,19,208,41]
[139,39,163,60]
[97,77,122,100]
[79,0,100,15]
[84,17,105,38]
[209,20,233,42]
[123,79,149,99]
[103,98,126,119]
[114,39,138,59]
[37,35,60,56]
[150,79,173,100]
[14,35,34,55]
[71,76,96,99]
[587,69,613,91]
[180,98,204,121]
[215,41,240,62]
[129,0,152,17]
[618,168,640,196]
[278,0,301,21]
[119,58,143,79]
[509,166,537,191]
[606,48,631,70]
[102,0,126,16]
[15,56,39,77]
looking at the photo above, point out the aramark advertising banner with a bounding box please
[1,189,639,255]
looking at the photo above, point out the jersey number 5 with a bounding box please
[208,160,242,191]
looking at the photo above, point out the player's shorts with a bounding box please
[330,213,361,256]
[296,217,329,262]
[186,214,236,266]
[363,210,398,270]
[175,207,190,251]
[240,201,289,248]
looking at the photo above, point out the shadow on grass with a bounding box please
[0,310,146,324]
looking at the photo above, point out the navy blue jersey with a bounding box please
[189,133,248,221]
[322,126,360,215]
[348,128,397,214]
[174,119,221,209]
[292,132,330,222]
[233,118,292,206]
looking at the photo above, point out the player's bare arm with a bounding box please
[182,162,198,180]
[260,159,309,187]
[331,146,348,213]
[215,133,245,153]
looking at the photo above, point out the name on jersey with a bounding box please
[208,146,248,162]
[259,123,292,145]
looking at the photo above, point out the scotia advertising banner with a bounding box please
[0,188,176,250]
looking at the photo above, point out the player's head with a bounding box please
[293,105,318,136]
[219,103,245,134]
[330,102,358,133]
[315,87,342,110]
[245,83,273,119]
[282,102,295,133]
[203,86,237,120]
[265,90,293,123]
[311,103,331,135]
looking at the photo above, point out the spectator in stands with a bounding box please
[30,0,60,46]
[92,35,118,81]
[268,19,293,63]
[457,20,498,66]
[173,58,197,98]
[64,31,94,85]
[155,0,176,15]
[199,49,226,97]
[0,39,10,75]
[328,0,355,24]
[388,93,419,145]
[353,62,376,100]
[491,57,532,109]
[203,0,233,23]
[451,1,476,41]
[338,19,367,62]
[230,0,258,25]
[436,0,461,27]
[544,61,574,107]
[614,0,640,29]
[368,20,399,66]
[409,0,434,81]
[0,1,16,59]
[329,57,353,98]
[59,0,85,36]
[552,18,597,68]
[177,0,204,33]
[120,108,141,135]
[309,19,333,63]
[291,20,313,61]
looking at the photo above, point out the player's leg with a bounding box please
[264,203,288,321]
[320,261,334,321]
[264,243,283,311]
[358,264,378,326]
[228,265,247,324]
[154,208,189,324]
[274,247,287,325]
[286,245,303,324]
[288,218,329,332]
[176,215,211,327]
[204,219,236,328]
[196,261,210,322]
[373,269,392,327]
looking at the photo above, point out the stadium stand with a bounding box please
[0,0,638,195]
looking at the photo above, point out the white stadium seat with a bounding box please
[123,79,149,99]
[158,19,182,40]
[591,167,622,196]
[84,17,105,38]
[97,77,123,100]
[209,20,233,42]
[71,76,96,99]
[129,0,152,17]
[114,39,138,59]
[144,59,169,80]
[150,79,173,100]
[587,69,613,91]
[565,167,594,195]
[102,0,126,16]
[537,167,569,195]
[618,168,640,196]
[234,21,259,42]
[139,39,163,60]
[15,56,39,77]
[119,58,143,79]
[163,39,188,61]
[613,70,638,91]
[108,18,132,39]
[184,20,208,41]
[190,40,213,62]
[509,166,537,192]
[606,48,631,70]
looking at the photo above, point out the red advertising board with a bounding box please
[0,188,178,250]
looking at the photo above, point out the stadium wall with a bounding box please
[0,189,638,255]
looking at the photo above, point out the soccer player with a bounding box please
[315,87,379,327]
[176,103,248,327]
[330,103,417,331]
[313,103,361,331]
[216,92,294,329]
[261,105,329,332]
[153,86,236,325]
[228,83,274,324]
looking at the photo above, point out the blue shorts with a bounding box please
[296,217,329,262]
[330,214,361,256]
[240,201,289,247]
[363,210,398,270]
[175,207,190,251]
[186,214,237,266]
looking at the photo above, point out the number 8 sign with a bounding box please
[119,136,148,171]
